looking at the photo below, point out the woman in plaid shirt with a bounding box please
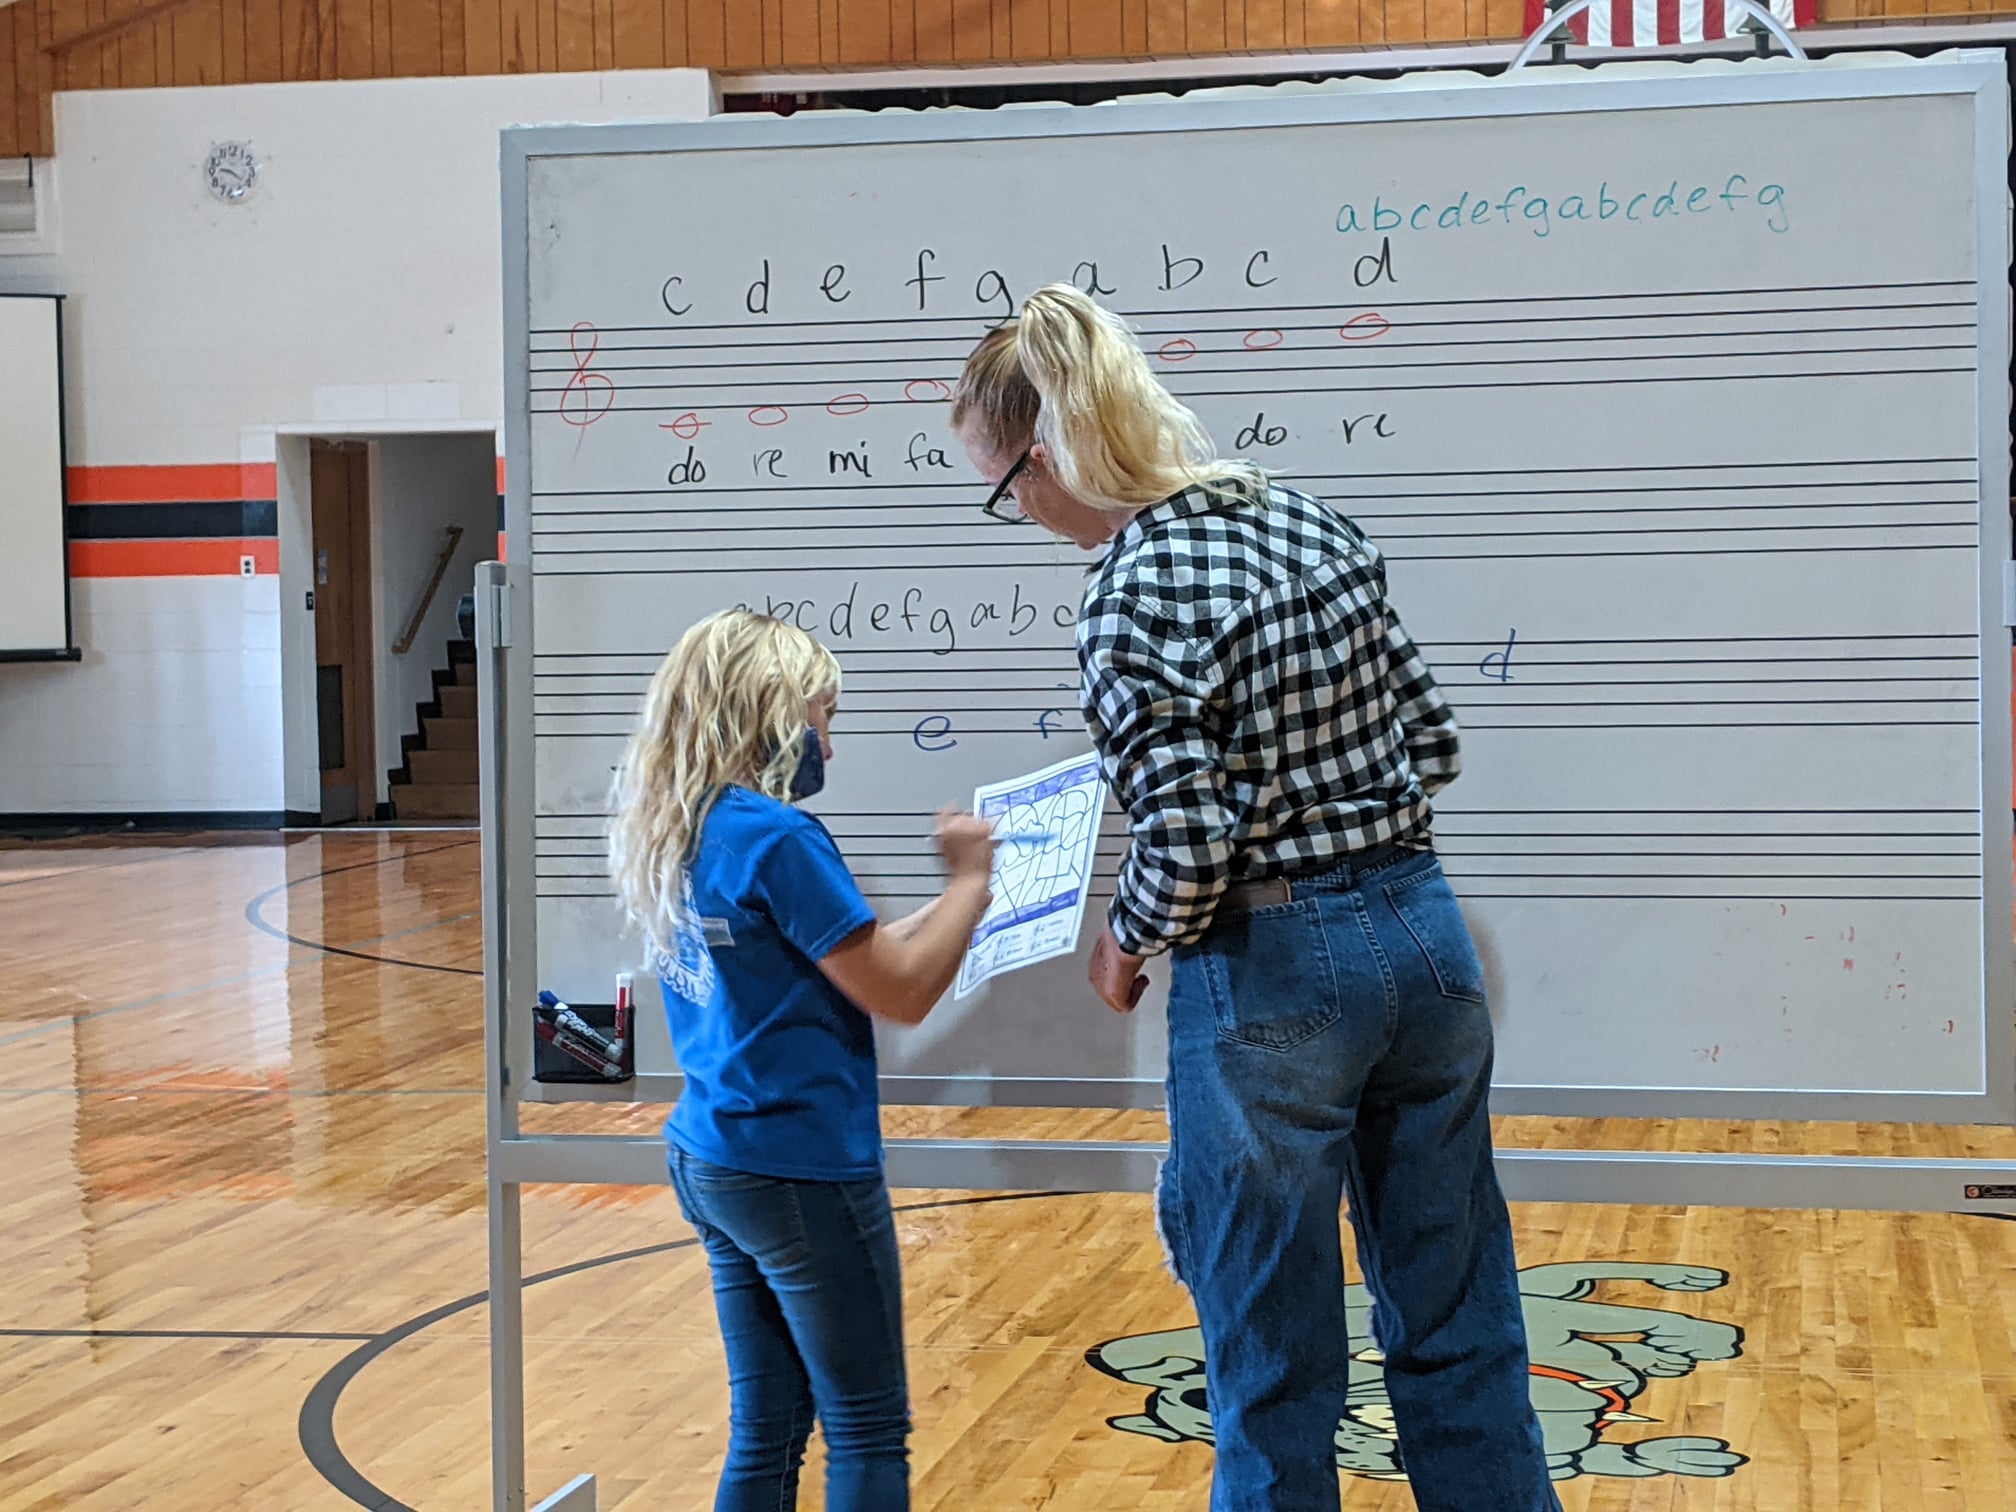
[952,285,1561,1512]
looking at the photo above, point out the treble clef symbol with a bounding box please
[559,321,615,432]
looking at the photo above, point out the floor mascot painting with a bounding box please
[1087,1263,1749,1482]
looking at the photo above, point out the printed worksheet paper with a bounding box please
[954,750,1108,999]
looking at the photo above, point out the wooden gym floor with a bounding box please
[3,830,2016,1509]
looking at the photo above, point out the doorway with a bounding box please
[309,440,376,824]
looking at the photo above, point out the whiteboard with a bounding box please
[500,54,2013,1123]
[0,295,73,659]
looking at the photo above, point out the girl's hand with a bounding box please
[935,809,998,882]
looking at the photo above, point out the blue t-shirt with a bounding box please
[658,786,882,1181]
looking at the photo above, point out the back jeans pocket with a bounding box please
[1197,898,1341,1051]
[1384,863,1488,1004]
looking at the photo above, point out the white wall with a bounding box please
[371,432,498,803]
[0,578,285,814]
[0,66,714,816]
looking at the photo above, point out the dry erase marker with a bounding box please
[535,1019,623,1079]
[538,991,617,1057]
[614,972,634,1042]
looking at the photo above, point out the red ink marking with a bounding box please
[747,406,790,427]
[826,393,871,417]
[559,322,615,432]
[1157,338,1199,363]
[658,412,708,440]
[1805,935,1815,942]
[1947,1020,1956,1033]
[1243,329,1286,350]
[1843,926,1856,943]
[1339,312,1392,342]
[1843,959,1855,972]
[1779,904,1788,916]
[904,378,951,403]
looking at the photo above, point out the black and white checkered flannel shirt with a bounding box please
[1078,478,1460,957]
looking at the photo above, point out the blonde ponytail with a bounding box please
[952,283,1266,512]
[607,610,841,959]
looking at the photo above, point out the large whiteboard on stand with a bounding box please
[501,52,2013,1122]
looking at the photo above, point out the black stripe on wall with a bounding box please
[67,501,279,540]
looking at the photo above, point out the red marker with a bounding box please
[614,972,634,1044]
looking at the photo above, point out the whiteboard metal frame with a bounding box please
[500,52,2016,1127]
[0,292,79,664]
[486,59,2016,1509]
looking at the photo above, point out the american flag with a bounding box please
[1522,0,1816,47]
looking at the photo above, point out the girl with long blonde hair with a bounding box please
[952,285,1558,1512]
[608,608,995,1512]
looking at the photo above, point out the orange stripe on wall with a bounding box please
[70,539,280,578]
[495,455,507,492]
[67,463,279,504]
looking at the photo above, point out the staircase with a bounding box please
[388,640,479,821]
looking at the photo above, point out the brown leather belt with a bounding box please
[1221,877,1297,911]
[1219,840,1433,915]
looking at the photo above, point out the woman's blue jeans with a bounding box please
[1159,847,1561,1512]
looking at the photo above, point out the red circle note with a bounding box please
[1157,338,1199,362]
[659,412,708,439]
[748,406,790,427]
[826,393,871,416]
[904,378,952,403]
[1339,313,1392,342]
[1243,330,1285,350]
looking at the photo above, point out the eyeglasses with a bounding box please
[980,449,1032,524]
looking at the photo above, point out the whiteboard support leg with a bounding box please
[479,560,530,1512]
[489,1175,527,1512]
[533,1475,598,1512]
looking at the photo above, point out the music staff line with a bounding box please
[534,887,1983,903]
[527,278,1974,337]
[533,865,1980,885]
[526,324,1977,375]
[531,837,1980,862]
[533,676,1979,706]
[528,520,1975,552]
[533,664,1979,684]
[535,501,1980,533]
[535,673,1975,694]
[529,324,1978,377]
[531,361,1977,417]
[528,493,1975,528]
[532,639,1979,675]
[530,542,1977,575]
[524,457,1979,500]
[528,645,1982,675]
[541,635,1979,654]
[533,718,1980,736]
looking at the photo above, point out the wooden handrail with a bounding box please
[393,525,466,656]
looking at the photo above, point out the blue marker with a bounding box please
[996,829,1060,847]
